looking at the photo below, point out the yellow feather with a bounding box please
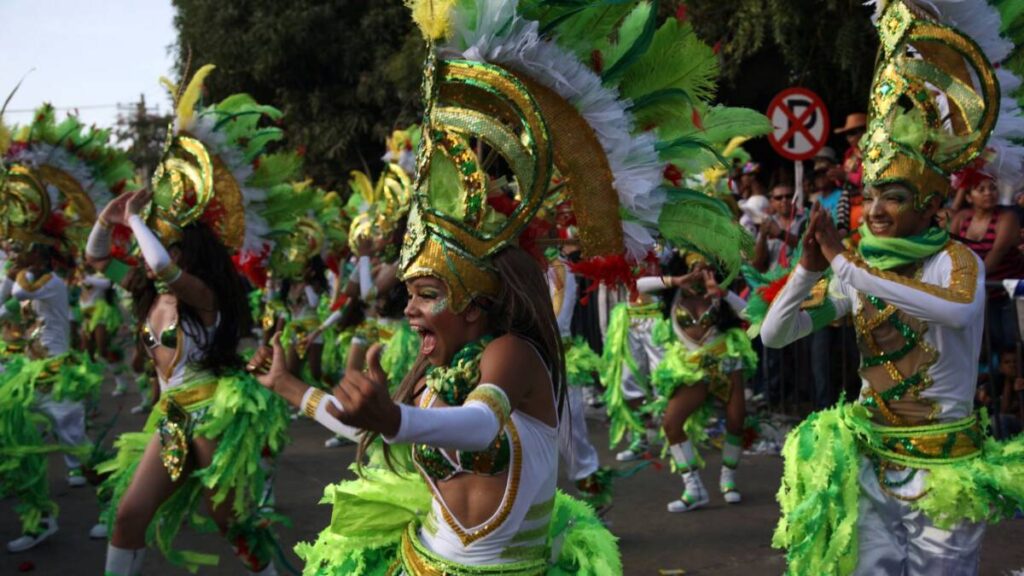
[176,64,217,128]
[0,122,9,156]
[349,170,376,205]
[159,76,178,98]
[722,136,749,158]
[405,0,456,41]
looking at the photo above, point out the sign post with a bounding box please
[766,87,830,210]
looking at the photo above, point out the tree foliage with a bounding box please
[675,0,878,113]
[171,0,425,187]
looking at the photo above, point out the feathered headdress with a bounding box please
[146,64,302,268]
[1,104,135,260]
[862,0,1024,206]
[399,0,769,311]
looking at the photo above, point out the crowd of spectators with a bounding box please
[728,113,1024,437]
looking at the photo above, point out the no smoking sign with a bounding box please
[767,87,830,161]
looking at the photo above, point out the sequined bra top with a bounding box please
[673,300,719,330]
[413,383,512,482]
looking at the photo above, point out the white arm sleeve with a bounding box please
[127,215,172,274]
[318,309,343,331]
[84,275,112,290]
[384,401,501,451]
[831,252,984,329]
[300,388,361,442]
[85,221,113,260]
[304,285,320,309]
[761,266,829,348]
[724,291,747,315]
[0,277,12,303]
[356,256,374,300]
[636,276,673,294]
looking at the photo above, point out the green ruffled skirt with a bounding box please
[84,299,124,333]
[97,370,291,571]
[0,351,103,532]
[773,403,1024,576]
[297,449,622,576]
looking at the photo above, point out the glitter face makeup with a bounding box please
[865,184,932,238]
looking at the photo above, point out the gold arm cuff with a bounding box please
[303,389,327,419]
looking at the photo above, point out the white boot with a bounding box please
[667,469,709,512]
[667,441,708,512]
[104,544,146,576]
[7,517,58,552]
[720,437,743,504]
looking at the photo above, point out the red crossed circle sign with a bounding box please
[767,87,830,161]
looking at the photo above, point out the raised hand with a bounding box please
[334,343,400,436]
[98,193,133,227]
[800,203,829,272]
[124,189,153,221]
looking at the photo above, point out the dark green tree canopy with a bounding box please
[173,0,425,188]
[172,0,877,187]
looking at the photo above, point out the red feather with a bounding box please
[758,274,791,306]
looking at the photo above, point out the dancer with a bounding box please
[766,2,1024,573]
[637,255,755,512]
[93,66,296,576]
[0,105,128,552]
[253,1,760,571]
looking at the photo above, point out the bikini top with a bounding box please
[141,317,179,350]
[673,299,719,330]
[413,380,513,482]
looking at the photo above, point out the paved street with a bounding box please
[3,380,1024,575]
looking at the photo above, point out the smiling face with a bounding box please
[404,276,487,366]
[864,184,937,238]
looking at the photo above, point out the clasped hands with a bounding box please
[800,203,846,272]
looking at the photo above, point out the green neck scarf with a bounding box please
[856,224,948,270]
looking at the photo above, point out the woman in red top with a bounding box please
[952,177,1024,349]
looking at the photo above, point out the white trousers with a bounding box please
[559,387,599,481]
[854,458,984,576]
[35,393,88,470]
[621,318,662,401]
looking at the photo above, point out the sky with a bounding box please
[0,0,176,131]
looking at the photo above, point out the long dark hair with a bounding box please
[129,222,250,374]
[357,246,566,470]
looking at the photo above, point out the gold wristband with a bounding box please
[303,389,326,419]
[98,216,112,230]
[155,263,182,284]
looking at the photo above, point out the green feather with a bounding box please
[523,0,635,61]
[658,192,754,285]
[600,1,657,85]
[618,18,718,103]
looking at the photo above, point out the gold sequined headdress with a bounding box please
[861,0,1022,207]
[1,104,135,258]
[399,0,770,312]
[147,64,302,264]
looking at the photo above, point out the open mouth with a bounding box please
[412,325,436,356]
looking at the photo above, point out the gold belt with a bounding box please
[398,524,546,576]
[157,380,219,414]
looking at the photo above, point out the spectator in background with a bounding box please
[810,147,843,214]
[997,348,1023,438]
[752,183,806,407]
[737,162,766,201]
[951,176,1024,350]
[834,113,866,191]
[752,183,804,273]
